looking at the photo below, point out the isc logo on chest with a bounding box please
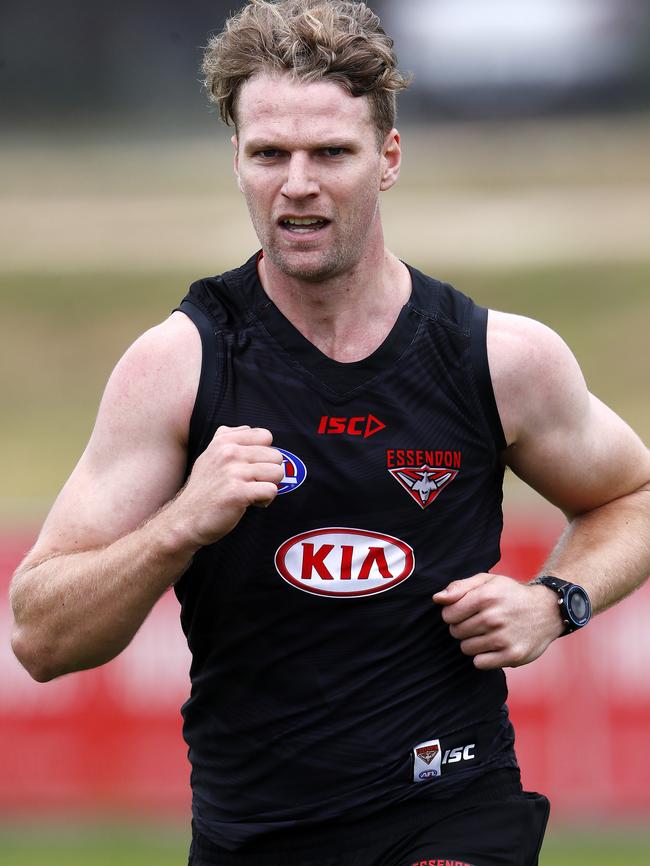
[274,528,415,597]
[317,415,386,439]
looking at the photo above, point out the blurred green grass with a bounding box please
[0,824,649,865]
[0,823,190,866]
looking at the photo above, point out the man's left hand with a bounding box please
[433,574,564,670]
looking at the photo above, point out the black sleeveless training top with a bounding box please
[174,253,518,851]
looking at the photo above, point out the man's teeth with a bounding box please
[284,218,324,226]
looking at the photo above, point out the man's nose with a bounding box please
[281,154,319,199]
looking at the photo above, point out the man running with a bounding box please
[10,3,650,864]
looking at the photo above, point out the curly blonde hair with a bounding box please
[202,0,411,143]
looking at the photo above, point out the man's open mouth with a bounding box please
[280,217,330,234]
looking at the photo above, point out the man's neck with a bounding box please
[257,249,412,363]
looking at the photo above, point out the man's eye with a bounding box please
[256,150,281,159]
[323,147,345,157]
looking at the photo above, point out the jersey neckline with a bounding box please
[225,252,434,396]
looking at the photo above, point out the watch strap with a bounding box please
[532,575,591,635]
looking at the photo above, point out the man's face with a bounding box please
[233,72,400,284]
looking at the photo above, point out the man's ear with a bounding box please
[380,129,401,192]
[232,134,243,192]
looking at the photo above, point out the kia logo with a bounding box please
[274,528,415,597]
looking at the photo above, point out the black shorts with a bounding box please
[188,770,550,866]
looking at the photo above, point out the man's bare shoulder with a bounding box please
[486,308,649,514]
[99,310,202,447]
[26,312,203,560]
[485,309,588,449]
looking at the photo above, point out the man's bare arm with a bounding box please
[10,312,284,682]
[434,312,650,669]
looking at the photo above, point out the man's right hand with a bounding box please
[175,425,285,547]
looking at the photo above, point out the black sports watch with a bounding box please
[532,575,592,635]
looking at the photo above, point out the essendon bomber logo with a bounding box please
[386,449,461,510]
[416,744,440,766]
[275,528,415,597]
[413,737,442,782]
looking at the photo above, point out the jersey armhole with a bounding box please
[470,304,507,452]
[176,298,221,474]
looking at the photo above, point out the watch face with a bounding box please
[567,587,590,625]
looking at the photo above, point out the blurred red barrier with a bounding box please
[2,516,649,820]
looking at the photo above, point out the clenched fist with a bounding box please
[174,425,285,548]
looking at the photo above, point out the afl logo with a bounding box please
[276,448,307,495]
[275,528,415,597]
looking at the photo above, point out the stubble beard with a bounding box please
[249,212,350,284]
[248,203,378,286]
[263,242,348,284]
